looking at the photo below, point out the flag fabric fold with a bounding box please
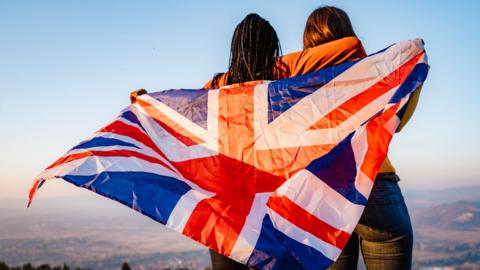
[28,39,428,270]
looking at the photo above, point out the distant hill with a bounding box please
[2,185,480,269]
[412,200,480,231]
[405,188,480,269]
[403,185,480,209]
[0,196,207,269]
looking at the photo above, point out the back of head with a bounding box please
[215,13,281,86]
[303,6,356,49]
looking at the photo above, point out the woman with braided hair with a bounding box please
[131,14,282,269]
[202,11,367,270]
[208,13,280,270]
[209,13,282,89]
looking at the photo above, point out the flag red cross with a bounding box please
[136,82,337,255]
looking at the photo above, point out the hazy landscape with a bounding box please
[406,186,480,270]
[1,185,480,270]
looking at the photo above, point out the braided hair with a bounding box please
[212,13,282,87]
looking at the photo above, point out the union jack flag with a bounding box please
[28,39,428,269]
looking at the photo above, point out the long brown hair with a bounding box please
[303,6,356,49]
[212,13,281,87]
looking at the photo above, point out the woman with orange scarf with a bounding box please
[299,7,417,270]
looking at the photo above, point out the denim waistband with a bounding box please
[375,172,400,182]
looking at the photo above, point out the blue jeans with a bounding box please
[328,174,413,270]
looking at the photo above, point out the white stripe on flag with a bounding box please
[268,211,342,261]
[354,171,374,201]
[68,131,178,172]
[133,98,218,162]
[350,126,374,199]
[207,89,220,150]
[275,170,365,233]
[166,189,214,232]
[229,192,271,264]
[384,115,401,135]
[35,156,180,180]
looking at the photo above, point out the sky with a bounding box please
[1,0,479,200]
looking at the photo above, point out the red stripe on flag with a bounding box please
[136,98,204,147]
[177,156,285,256]
[100,120,175,171]
[27,179,43,208]
[309,51,425,130]
[46,149,173,172]
[182,195,253,257]
[360,103,401,180]
[267,195,351,249]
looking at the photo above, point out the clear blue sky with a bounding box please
[1,0,479,198]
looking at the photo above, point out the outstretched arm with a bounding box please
[130,89,147,104]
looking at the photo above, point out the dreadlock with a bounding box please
[212,13,282,87]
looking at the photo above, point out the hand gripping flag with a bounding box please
[28,39,428,269]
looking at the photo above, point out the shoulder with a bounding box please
[303,37,366,58]
[203,73,228,89]
[276,37,366,78]
[280,37,364,61]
